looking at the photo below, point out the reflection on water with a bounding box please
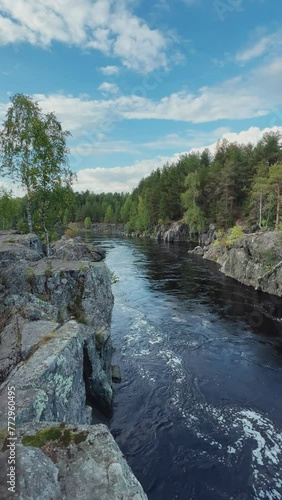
[92,237,282,500]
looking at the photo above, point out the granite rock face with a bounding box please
[0,232,115,418]
[155,222,190,242]
[0,321,92,427]
[0,232,148,499]
[203,231,282,297]
[0,256,114,407]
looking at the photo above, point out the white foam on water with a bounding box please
[172,401,282,500]
[171,315,187,323]
[148,336,162,345]
[113,300,282,499]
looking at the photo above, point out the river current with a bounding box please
[92,236,282,500]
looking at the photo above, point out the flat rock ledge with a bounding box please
[0,423,147,500]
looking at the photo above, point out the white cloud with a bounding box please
[73,126,282,193]
[191,126,282,155]
[236,30,282,63]
[98,82,120,96]
[0,180,24,197]
[0,0,170,73]
[75,157,173,193]
[71,139,140,157]
[144,127,230,150]
[0,56,280,142]
[98,65,120,75]
[122,77,266,122]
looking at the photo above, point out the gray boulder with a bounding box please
[51,237,106,261]
[0,233,148,500]
[188,246,204,256]
[0,232,43,262]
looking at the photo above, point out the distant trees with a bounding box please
[1,113,282,237]
[58,132,281,234]
[114,131,282,233]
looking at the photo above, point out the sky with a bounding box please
[0,0,282,193]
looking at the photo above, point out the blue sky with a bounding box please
[0,0,282,193]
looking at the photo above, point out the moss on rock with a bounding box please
[22,425,88,448]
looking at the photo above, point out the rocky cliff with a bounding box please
[155,221,191,242]
[201,231,282,297]
[132,221,216,244]
[0,232,147,499]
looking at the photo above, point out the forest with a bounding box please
[1,130,282,239]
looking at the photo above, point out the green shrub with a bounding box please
[259,249,279,271]
[213,226,244,248]
[17,219,28,234]
[226,225,244,245]
[26,268,35,287]
[84,217,92,230]
[50,230,59,242]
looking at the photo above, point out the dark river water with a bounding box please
[93,236,282,500]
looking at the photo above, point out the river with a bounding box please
[93,236,282,500]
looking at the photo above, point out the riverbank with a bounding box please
[191,230,282,297]
[0,232,147,499]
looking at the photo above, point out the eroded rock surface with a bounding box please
[203,231,282,297]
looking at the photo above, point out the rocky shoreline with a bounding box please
[0,232,147,499]
[129,219,282,298]
[190,231,282,297]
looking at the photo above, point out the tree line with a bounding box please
[120,132,282,233]
[1,94,282,241]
